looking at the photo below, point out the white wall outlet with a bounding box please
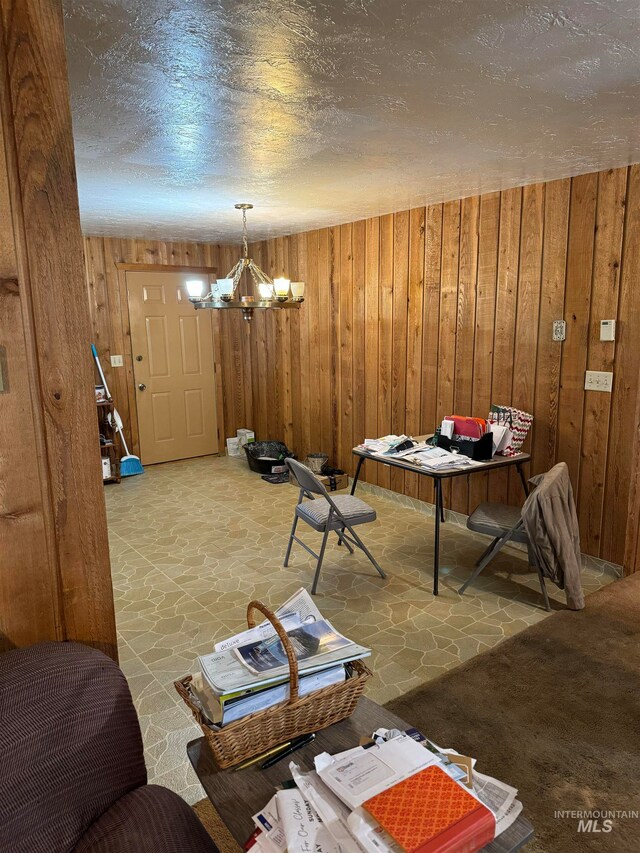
[600,320,616,341]
[552,320,566,342]
[110,354,124,367]
[585,370,613,392]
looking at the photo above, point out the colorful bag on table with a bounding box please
[488,405,533,456]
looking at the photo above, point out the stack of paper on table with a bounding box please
[246,728,523,853]
[401,446,484,470]
[192,588,370,728]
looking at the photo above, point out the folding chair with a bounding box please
[458,492,552,611]
[284,458,386,594]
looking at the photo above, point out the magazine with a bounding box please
[235,619,352,674]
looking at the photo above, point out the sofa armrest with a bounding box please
[74,785,219,853]
[0,641,147,853]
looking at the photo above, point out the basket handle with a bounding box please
[246,600,299,703]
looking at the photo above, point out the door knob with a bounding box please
[138,383,147,391]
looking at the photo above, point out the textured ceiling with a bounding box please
[63,0,640,242]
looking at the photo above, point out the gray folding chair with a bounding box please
[284,458,386,594]
[459,482,552,611]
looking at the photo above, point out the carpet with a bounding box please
[385,573,640,853]
[192,574,640,853]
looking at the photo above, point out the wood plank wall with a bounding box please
[233,166,638,569]
[83,164,640,570]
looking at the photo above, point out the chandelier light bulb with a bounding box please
[186,279,205,300]
[258,282,275,300]
[216,278,235,301]
[291,281,305,302]
[273,277,291,301]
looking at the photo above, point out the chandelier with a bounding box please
[187,203,305,321]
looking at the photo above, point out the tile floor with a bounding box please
[107,455,616,804]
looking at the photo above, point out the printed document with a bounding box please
[315,735,439,810]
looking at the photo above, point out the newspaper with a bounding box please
[214,613,301,653]
[277,788,340,853]
[472,769,518,823]
[290,763,363,853]
[200,588,370,695]
[216,588,324,654]
[494,799,524,837]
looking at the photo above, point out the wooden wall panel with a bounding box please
[364,218,380,485]
[452,196,479,513]
[418,204,443,505]
[557,173,597,494]
[578,168,626,555]
[352,220,366,480]
[437,201,461,509]
[508,183,544,505]
[83,165,640,570]
[391,211,409,495]
[468,192,500,511]
[404,208,426,499]
[602,164,640,566]
[339,223,353,475]
[377,215,394,491]
[489,188,522,506]
[532,179,570,477]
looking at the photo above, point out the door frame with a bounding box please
[116,263,224,458]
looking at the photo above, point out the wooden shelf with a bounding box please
[97,399,121,484]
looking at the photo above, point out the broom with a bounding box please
[91,344,144,477]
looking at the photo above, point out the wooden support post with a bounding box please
[0,0,117,659]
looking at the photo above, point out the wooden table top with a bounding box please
[187,697,534,853]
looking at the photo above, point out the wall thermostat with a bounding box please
[600,320,616,342]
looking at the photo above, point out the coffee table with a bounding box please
[187,697,534,852]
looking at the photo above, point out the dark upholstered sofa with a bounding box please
[0,641,219,853]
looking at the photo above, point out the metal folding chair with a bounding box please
[458,492,551,611]
[284,458,386,594]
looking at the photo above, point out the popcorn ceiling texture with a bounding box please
[63,0,640,242]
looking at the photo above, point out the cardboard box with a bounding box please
[290,471,348,492]
[237,428,255,447]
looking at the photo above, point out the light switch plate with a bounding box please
[110,354,124,367]
[585,370,613,392]
[552,320,566,341]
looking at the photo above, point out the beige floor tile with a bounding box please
[106,454,617,804]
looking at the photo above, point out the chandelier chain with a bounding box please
[242,207,249,259]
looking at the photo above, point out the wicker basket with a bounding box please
[175,600,372,769]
